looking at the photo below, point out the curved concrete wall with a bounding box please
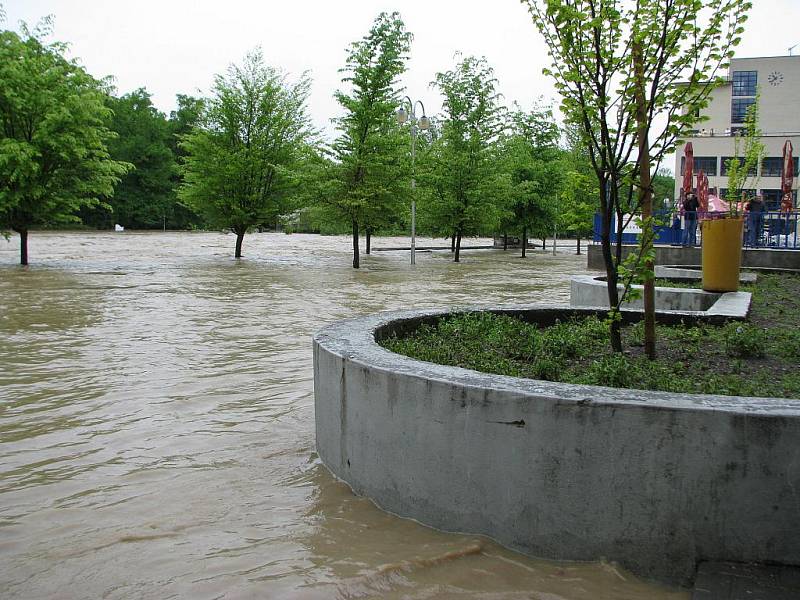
[313,306,800,585]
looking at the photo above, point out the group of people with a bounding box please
[679,192,768,247]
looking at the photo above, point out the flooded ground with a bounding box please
[0,231,687,599]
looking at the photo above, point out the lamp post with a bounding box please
[396,97,429,265]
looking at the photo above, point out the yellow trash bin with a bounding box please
[701,217,744,292]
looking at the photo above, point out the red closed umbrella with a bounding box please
[682,143,694,206]
[782,140,794,212]
[697,170,709,214]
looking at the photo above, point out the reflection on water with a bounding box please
[0,232,686,599]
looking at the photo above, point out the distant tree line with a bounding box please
[0,11,674,266]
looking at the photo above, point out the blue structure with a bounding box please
[593,211,800,249]
[592,212,681,245]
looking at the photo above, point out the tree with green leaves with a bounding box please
[523,0,750,355]
[724,95,764,212]
[179,49,314,258]
[559,125,599,254]
[168,94,205,157]
[327,12,411,269]
[165,94,205,230]
[499,105,562,258]
[104,89,177,229]
[427,55,506,262]
[0,16,130,264]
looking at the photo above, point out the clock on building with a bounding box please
[768,71,784,86]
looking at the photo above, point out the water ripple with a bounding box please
[0,232,686,599]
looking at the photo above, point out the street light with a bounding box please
[396,96,429,265]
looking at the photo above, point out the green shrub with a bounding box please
[626,321,645,347]
[773,329,800,361]
[582,354,633,388]
[722,322,767,358]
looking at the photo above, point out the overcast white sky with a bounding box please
[4,0,800,143]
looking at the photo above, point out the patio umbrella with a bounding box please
[781,140,794,212]
[682,142,694,206]
[697,169,709,214]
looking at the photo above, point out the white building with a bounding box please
[674,55,800,210]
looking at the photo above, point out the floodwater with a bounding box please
[0,232,687,599]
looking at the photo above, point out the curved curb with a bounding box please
[313,305,800,585]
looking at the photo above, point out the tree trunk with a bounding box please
[454,230,462,262]
[15,228,28,265]
[365,228,371,255]
[234,229,245,258]
[576,236,582,255]
[521,227,527,258]
[503,232,508,251]
[541,238,546,250]
[352,220,360,269]
[600,183,623,353]
[450,233,456,253]
[634,39,655,360]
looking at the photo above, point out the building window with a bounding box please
[762,158,783,177]
[732,70,757,96]
[721,157,757,177]
[694,156,718,176]
[680,156,717,176]
[731,98,756,124]
[760,157,800,177]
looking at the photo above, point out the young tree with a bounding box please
[523,0,750,353]
[499,105,562,258]
[179,49,313,258]
[328,12,411,269]
[428,55,505,262]
[724,95,764,211]
[0,17,129,264]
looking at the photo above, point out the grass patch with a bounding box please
[381,273,800,398]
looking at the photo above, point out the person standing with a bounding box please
[682,192,700,246]
[746,195,765,247]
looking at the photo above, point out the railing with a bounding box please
[592,211,800,249]
[687,128,800,137]
[744,211,800,249]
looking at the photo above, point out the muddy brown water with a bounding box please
[0,232,687,599]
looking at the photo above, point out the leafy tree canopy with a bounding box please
[523,0,750,350]
[178,48,314,257]
[102,89,177,229]
[0,15,130,263]
[497,104,563,253]
[425,55,506,261]
[327,11,412,268]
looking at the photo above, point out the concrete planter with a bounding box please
[313,306,800,586]
[569,274,751,318]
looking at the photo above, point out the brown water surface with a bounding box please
[0,232,687,599]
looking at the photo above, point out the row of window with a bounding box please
[680,156,799,177]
